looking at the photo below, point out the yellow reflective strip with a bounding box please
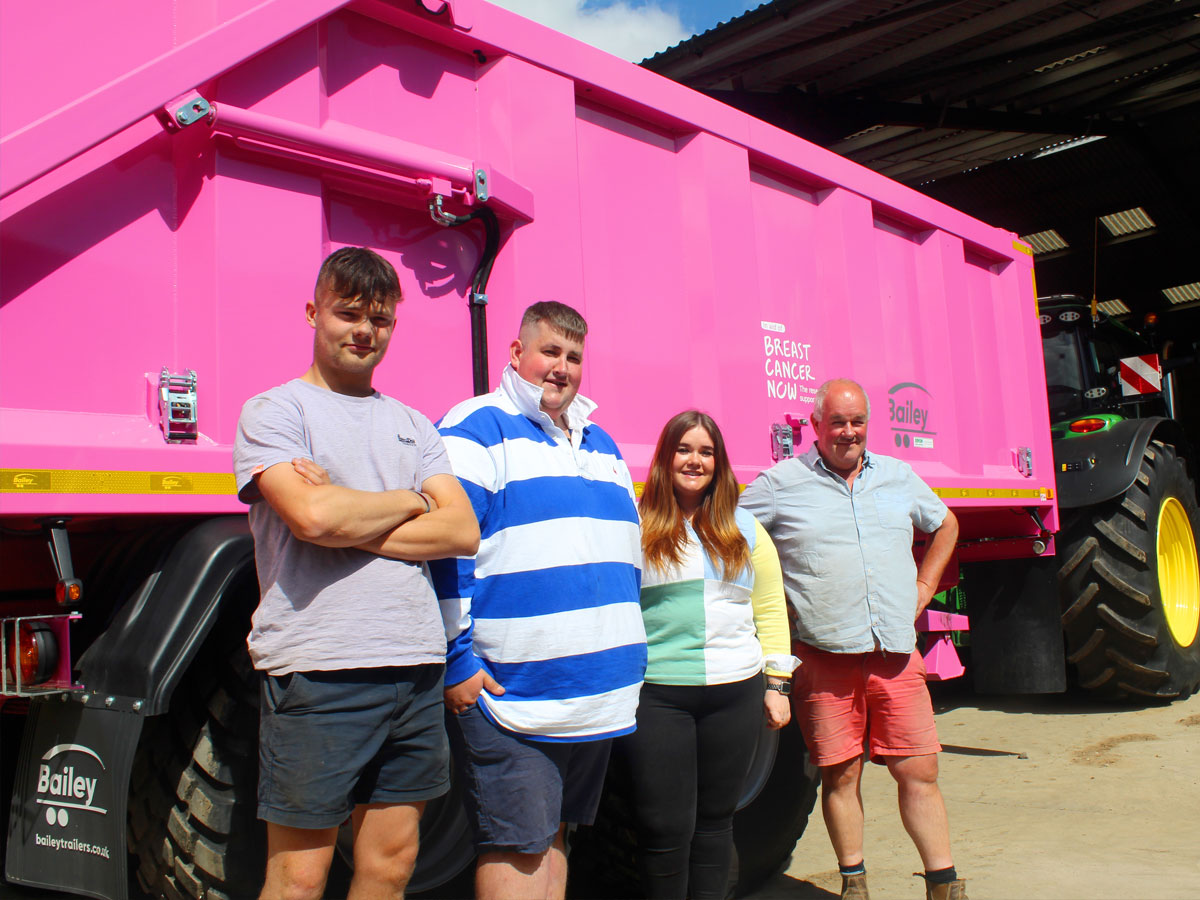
[637,481,1052,501]
[1013,240,1033,256]
[0,469,237,495]
[930,486,1054,500]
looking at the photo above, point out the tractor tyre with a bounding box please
[1058,439,1200,701]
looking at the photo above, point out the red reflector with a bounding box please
[1069,418,1107,433]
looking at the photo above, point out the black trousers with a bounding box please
[621,675,763,899]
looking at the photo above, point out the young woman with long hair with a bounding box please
[623,410,798,899]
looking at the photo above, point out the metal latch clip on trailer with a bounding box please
[1013,446,1034,477]
[771,415,808,461]
[159,367,198,443]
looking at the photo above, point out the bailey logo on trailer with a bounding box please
[1119,353,1162,396]
[888,382,936,449]
[36,743,108,828]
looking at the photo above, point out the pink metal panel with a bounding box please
[573,104,690,474]
[0,0,354,198]
[472,56,589,384]
[0,0,1055,552]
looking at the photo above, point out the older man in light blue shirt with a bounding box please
[740,378,966,900]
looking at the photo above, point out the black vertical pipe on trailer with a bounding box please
[437,206,500,396]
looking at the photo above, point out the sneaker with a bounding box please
[841,872,870,899]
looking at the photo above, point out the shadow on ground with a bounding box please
[750,873,839,899]
[926,677,1160,718]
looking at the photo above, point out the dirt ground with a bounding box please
[750,683,1200,900]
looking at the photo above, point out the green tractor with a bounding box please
[969,294,1200,702]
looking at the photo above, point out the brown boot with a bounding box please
[925,877,968,900]
[841,872,870,899]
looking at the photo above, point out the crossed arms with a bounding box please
[256,458,479,560]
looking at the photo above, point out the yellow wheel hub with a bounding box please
[1158,496,1200,647]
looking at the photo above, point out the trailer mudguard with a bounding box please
[965,556,1067,694]
[1053,417,1191,510]
[5,517,255,897]
[75,515,256,716]
[6,696,143,899]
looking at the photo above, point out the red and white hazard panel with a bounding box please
[1119,353,1162,396]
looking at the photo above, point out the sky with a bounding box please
[487,0,765,62]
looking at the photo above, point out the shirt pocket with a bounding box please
[794,550,826,578]
[874,492,911,530]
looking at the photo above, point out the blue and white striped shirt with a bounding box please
[430,365,646,741]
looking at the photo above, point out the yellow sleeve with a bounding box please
[749,519,797,677]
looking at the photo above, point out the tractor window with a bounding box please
[1089,334,1123,377]
[1043,329,1085,420]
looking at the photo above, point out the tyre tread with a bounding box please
[1058,441,1200,701]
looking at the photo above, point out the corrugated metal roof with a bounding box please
[643,0,1200,326]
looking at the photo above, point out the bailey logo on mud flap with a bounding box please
[888,382,936,450]
[7,700,141,898]
[36,743,108,828]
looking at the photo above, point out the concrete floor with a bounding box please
[750,684,1200,900]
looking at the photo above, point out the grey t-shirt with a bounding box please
[233,379,453,674]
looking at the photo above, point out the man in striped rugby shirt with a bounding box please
[431,301,646,899]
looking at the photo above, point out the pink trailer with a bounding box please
[0,1,1055,897]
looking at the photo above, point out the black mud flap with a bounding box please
[966,556,1068,694]
[6,694,144,900]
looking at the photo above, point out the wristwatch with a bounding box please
[765,680,791,696]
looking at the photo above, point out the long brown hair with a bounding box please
[640,410,751,580]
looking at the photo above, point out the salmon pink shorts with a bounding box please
[792,644,940,767]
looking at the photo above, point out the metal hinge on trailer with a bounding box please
[159,367,198,443]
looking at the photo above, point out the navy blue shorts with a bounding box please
[447,704,612,854]
[257,665,450,829]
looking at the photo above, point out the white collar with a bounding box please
[499,364,597,437]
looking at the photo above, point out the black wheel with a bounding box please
[129,610,477,899]
[128,611,267,900]
[1058,439,1200,701]
[340,711,476,898]
[729,717,817,895]
[568,717,817,899]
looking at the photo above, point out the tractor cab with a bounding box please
[1039,294,1168,433]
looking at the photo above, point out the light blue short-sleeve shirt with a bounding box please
[739,444,948,654]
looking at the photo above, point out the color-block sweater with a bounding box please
[640,507,797,685]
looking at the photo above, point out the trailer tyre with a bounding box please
[728,718,818,895]
[129,613,476,899]
[128,619,266,900]
[569,718,817,898]
[1058,439,1200,701]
